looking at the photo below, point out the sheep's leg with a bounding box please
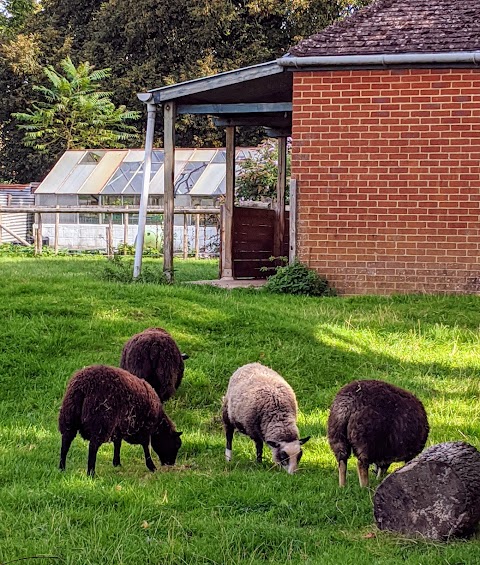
[87,440,101,477]
[255,439,263,463]
[142,443,157,472]
[338,460,347,487]
[376,465,389,480]
[112,438,122,467]
[357,459,369,488]
[222,403,234,462]
[59,430,76,471]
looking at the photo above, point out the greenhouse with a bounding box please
[33,147,256,251]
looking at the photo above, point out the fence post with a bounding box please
[183,213,188,259]
[35,213,43,255]
[54,205,59,254]
[107,213,114,257]
[195,212,200,259]
[123,206,129,253]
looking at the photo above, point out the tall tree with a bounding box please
[0,0,36,36]
[13,57,140,156]
[1,0,371,181]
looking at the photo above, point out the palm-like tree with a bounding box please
[13,56,140,152]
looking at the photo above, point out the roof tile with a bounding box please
[289,0,480,57]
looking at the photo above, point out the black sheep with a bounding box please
[120,327,186,402]
[59,365,182,476]
[327,379,429,487]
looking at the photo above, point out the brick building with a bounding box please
[141,0,480,294]
[283,0,480,295]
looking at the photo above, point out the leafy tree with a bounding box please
[13,57,140,155]
[0,0,36,36]
[29,1,349,147]
[236,138,291,203]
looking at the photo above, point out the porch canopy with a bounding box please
[135,61,293,280]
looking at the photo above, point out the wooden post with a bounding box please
[37,213,43,255]
[195,212,200,259]
[54,205,59,254]
[221,125,235,279]
[203,219,207,256]
[289,179,297,264]
[274,136,287,258]
[0,222,30,246]
[183,213,188,259]
[163,102,176,282]
[123,205,129,254]
[108,213,114,257]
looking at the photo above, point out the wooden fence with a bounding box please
[0,205,220,258]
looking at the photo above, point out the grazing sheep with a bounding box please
[58,365,182,476]
[222,362,310,474]
[120,327,186,402]
[327,379,429,487]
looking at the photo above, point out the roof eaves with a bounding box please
[138,61,284,104]
[278,50,480,69]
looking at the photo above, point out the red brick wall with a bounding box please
[292,68,480,295]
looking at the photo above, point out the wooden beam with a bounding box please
[177,102,292,115]
[163,101,176,282]
[274,136,287,258]
[0,206,219,214]
[148,61,284,103]
[214,116,291,128]
[265,127,292,138]
[0,222,31,246]
[221,125,235,279]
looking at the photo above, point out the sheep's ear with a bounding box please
[176,431,183,437]
[266,440,279,449]
[300,436,311,445]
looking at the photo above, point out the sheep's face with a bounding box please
[151,431,182,466]
[267,437,311,474]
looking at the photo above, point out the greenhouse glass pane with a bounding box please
[212,150,226,164]
[36,152,85,193]
[189,163,225,195]
[102,161,142,194]
[191,148,216,162]
[56,160,98,194]
[80,151,127,194]
[175,161,208,195]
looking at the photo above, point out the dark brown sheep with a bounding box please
[120,327,186,402]
[327,379,429,487]
[58,365,182,476]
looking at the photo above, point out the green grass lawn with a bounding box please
[0,255,479,564]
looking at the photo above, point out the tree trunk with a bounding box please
[374,441,480,540]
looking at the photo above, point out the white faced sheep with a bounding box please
[59,365,182,476]
[120,327,187,402]
[222,362,310,474]
[327,379,429,488]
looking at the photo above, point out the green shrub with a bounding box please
[263,260,336,297]
[100,255,169,284]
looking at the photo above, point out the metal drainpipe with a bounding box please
[133,100,156,279]
[277,51,480,69]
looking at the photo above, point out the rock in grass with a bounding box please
[374,441,480,540]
